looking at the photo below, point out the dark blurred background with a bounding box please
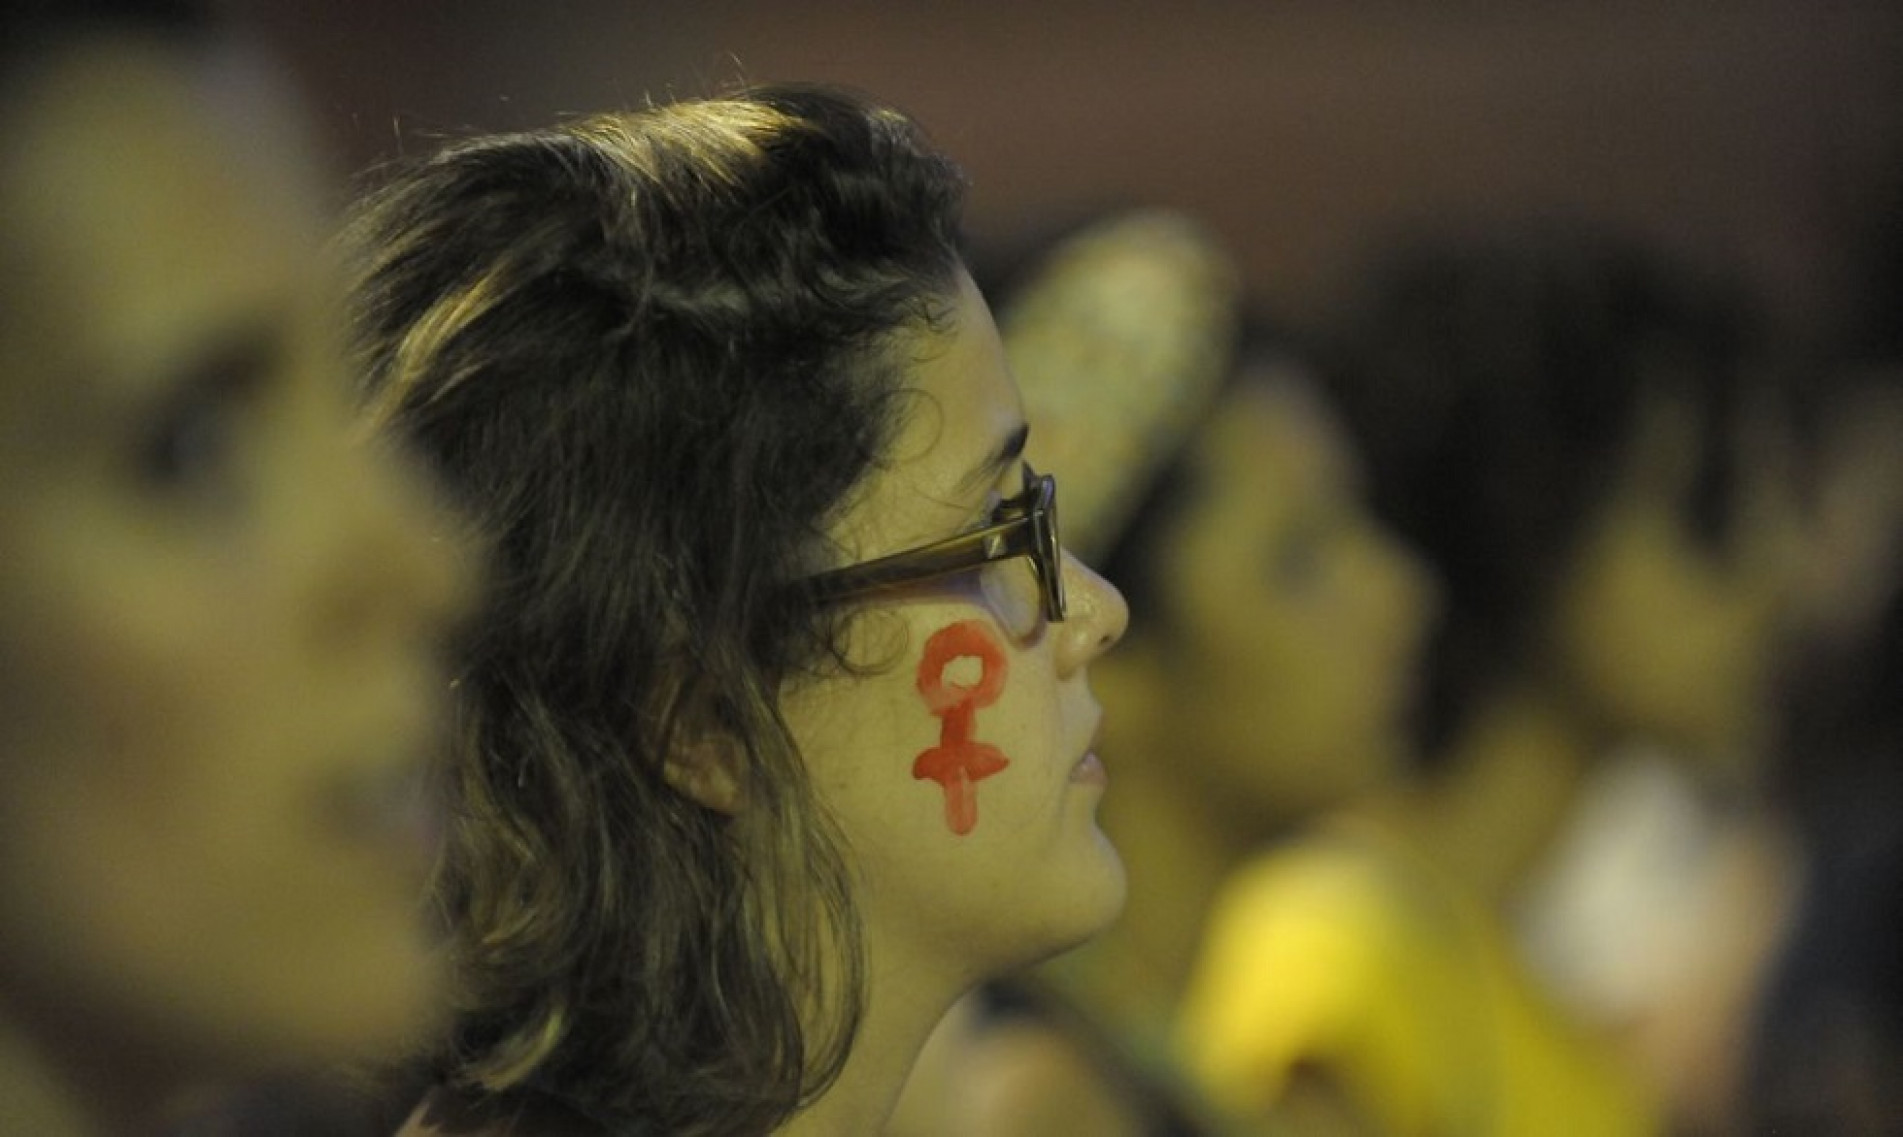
[238,0,1903,343]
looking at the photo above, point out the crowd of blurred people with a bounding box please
[3,1,1900,1135]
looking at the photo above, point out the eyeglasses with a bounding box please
[805,463,1067,633]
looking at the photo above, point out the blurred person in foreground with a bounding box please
[0,2,474,1134]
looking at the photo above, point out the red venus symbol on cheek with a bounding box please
[914,620,1010,836]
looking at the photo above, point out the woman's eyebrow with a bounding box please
[953,421,1029,496]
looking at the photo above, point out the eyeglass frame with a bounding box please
[803,462,1067,625]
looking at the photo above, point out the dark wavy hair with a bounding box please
[339,84,967,1135]
[1323,223,1778,757]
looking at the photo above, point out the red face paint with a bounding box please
[913,620,1010,835]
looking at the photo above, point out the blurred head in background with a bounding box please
[1091,346,1438,834]
[1328,223,1806,775]
[0,2,472,1130]
[998,212,1436,840]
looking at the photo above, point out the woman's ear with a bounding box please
[648,674,749,815]
[663,732,746,815]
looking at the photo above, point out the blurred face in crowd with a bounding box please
[1550,391,1802,767]
[781,272,1131,986]
[1148,376,1437,824]
[0,37,471,1083]
[1786,375,1903,653]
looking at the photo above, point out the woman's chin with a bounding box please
[1039,830,1128,962]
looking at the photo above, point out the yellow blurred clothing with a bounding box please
[1176,818,1661,1136]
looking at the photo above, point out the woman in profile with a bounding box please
[0,2,473,1133]
[341,85,1130,1136]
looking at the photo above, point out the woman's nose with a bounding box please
[1055,550,1129,676]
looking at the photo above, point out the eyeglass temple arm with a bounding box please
[806,522,1039,602]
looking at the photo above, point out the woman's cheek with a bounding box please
[911,620,1011,835]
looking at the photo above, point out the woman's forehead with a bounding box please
[838,273,1027,552]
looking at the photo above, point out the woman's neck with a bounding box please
[775,960,957,1137]
[1370,680,1606,906]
